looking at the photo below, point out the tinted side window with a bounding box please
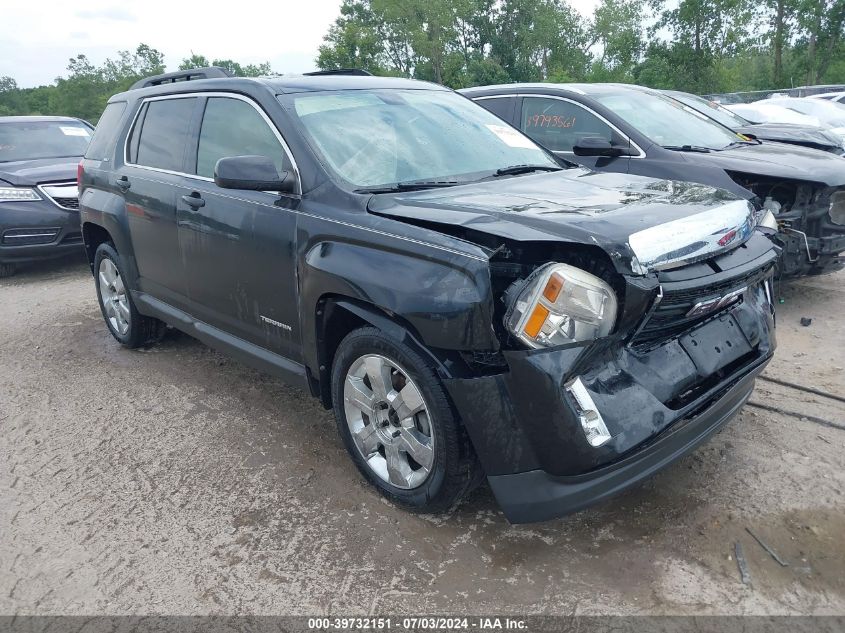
[133,97,196,171]
[521,97,613,152]
[476,97,516,123]
[85,102,126,161]
[196,97,289,179]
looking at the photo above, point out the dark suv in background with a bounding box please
[463,83,845,277]
[79,69,777,523]
[0,116,92,277]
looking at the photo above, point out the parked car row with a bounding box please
[463,83,845,277]
[2,71,842,523]
[664,90,845,155]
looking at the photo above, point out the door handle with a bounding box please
[181,193,205,209]
[115,175,131,192]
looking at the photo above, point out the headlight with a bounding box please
[505,263,618,349]
[830,190,845,225]
[0,187,41,202]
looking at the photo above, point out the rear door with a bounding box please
[176,94,301,359]
[121,95,200,307]
[516,96,634,174]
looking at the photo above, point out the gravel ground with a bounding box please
[1,255,843,616]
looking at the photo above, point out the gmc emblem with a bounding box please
[718,229,738,247]
[686,286,746,318]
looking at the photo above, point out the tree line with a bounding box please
[0,45,274,123]
[1,1,843,123]
[317,0,845,92]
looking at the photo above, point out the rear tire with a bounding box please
[331,326,481,514]
[0,263,16,278]
[94,242,164,348]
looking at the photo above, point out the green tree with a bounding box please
[179,54,274,77]
[179,53,211,70]
[587,0,646,81]
[794,0,845,84]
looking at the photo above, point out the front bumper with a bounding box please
[444,248,776,523]
[0,198,82,264]
[818,230,845,258]
[486,356,764,523]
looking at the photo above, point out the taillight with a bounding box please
[77,162,84,189]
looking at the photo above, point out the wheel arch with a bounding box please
[312,295,454,409]
[82,222,113,270]
[298,237,499,405]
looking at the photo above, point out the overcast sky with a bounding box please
[2,0,601,88]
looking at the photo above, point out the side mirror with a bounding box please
[214,155,296,193]
[573,136,634,157]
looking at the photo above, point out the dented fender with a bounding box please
[295,206,500,376]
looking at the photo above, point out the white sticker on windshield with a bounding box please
[485,124,538,149]
[60,126,90,137]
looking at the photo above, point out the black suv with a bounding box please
[463,83,845,277]
[0,116,93,276]
[79,69,778,523]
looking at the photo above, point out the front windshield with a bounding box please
[287,89,558,188]
[0,120,91,163]
[673,93,749,128]
[594,90,742,150]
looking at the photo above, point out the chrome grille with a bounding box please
[37,183,79,211]
[631,266,771,350]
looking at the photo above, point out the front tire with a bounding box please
[94,242,163,348]
[0,263,16,278]
[331,327,481,514]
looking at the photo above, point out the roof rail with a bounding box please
[303,68,373,77]
[129,66,234,90]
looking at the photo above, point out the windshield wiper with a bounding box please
[662,145,713,153]
[494,164,564,176]
[354,180,462,194]
[724,139,760,149]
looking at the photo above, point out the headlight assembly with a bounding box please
[505,263,618,349]
[0,187,41,203]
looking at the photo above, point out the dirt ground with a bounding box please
[0,255,843,616]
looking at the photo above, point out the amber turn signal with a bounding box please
[543,273,564,302]
[523,304,550,337]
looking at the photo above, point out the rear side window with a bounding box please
[129,97,196,171]
[521,97,614,152]
[85,102,126,161]
[476,96,516,124]
[196,97,290,178]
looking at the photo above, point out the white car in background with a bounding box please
[764,97,845,142]
[812,91,845,103]
[726,101,821,127]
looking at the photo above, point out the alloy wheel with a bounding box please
[98,258,130,335]
[343,354,435,489]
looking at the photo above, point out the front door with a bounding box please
[176,95,301,360]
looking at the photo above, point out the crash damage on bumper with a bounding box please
[445,237,776,522]
[368,171,779,522]
[729,177,845,276]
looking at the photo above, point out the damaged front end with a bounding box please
[445,232,776,522]
[369,173,778,522]
[729,173,845,276]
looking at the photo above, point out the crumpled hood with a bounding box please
[368,169,757,275]
[736,123,844,150]
[0,157,81,186]
[681,141,845,185]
